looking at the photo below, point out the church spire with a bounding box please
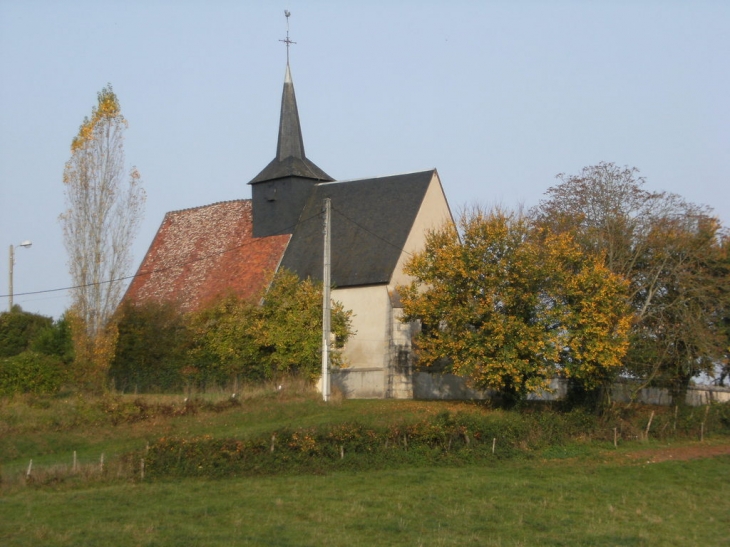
[276,9,303,160]
[248,11,333,185]
[276,64,306,161]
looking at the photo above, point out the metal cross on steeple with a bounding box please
[279,10,296,66]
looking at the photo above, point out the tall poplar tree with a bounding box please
[61,85,145,387]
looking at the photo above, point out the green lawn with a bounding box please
[2,457,728,546]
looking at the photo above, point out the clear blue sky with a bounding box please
[1,1,728,319]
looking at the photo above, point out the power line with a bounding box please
[3,203,422,301]
[1,211,323,300]
[331,206,415,259]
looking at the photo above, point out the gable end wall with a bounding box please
[331,172,455,398]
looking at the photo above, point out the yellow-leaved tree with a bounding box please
[61,85,145,391]
[534,163,730,403]
[188,270,352,385]
[398,207,631,406]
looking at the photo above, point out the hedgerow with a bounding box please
[135,410,601,478]
[130,402,730,480]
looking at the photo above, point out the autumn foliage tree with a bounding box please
[719,236,730,386]
[61,85,145,390]
[399,207,631,404]
[188,270,352,385]
[534,163,730,402]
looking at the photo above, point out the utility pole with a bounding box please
[8,245,13,312]
[8,241,32,312]
[321,198,331,402]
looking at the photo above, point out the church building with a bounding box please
[125,60,454,398]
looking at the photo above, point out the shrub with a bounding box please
[110,300,191,392]
[0,308,53,358]
[187,293,263,386]
[138,409,605,479]
[188,269,353,385]
[0,351,68,395]
[137,402,728,481]
[29,314,74,364]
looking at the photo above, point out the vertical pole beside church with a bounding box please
[322,198,332,402]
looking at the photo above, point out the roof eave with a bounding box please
[248,156,334,185]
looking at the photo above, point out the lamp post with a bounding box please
[8,240,32,312]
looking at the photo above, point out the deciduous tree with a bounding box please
[534,163,729,401]
[61,85,145,389]
[399,207,631,404]
[188,270,353,384]
[254,269,352,381]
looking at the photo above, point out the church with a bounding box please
[125,60,454,398]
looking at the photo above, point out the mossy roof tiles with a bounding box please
[124,200,289,312]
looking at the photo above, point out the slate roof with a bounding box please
[250,155,333,185]
[280,169,436,287]
[249,65,333,185]
[124,200,289,312]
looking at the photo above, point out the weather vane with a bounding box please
[279,10,296,66]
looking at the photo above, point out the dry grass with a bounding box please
[2,386,728,496]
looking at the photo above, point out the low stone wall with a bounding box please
[413,373,730,406]
[331,369,730,405]
[331,368,384,399]
[412,373,568,401]
[412,372,492,400]
[611,383,730,406]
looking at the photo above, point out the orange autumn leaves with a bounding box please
[71,85,124,153]
[399,208,631,399]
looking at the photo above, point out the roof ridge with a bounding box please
[319,168,436,186]
[164,198,252,216]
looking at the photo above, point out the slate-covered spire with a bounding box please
[249,65,333,185]
[276,65,305,161]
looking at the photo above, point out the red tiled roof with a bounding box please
[124,200,290,312]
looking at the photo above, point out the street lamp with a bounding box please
[8,240,32,312]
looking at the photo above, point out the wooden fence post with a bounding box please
[645,411,655,440]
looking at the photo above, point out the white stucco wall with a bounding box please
[333,284,391,370]
[390,171,454,289]
[330,172,455,398]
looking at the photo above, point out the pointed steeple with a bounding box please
[249,65,333,185]
[276,65,305,161]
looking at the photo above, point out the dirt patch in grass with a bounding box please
[626,442,730,463]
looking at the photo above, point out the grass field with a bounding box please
[1,387,729,546]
